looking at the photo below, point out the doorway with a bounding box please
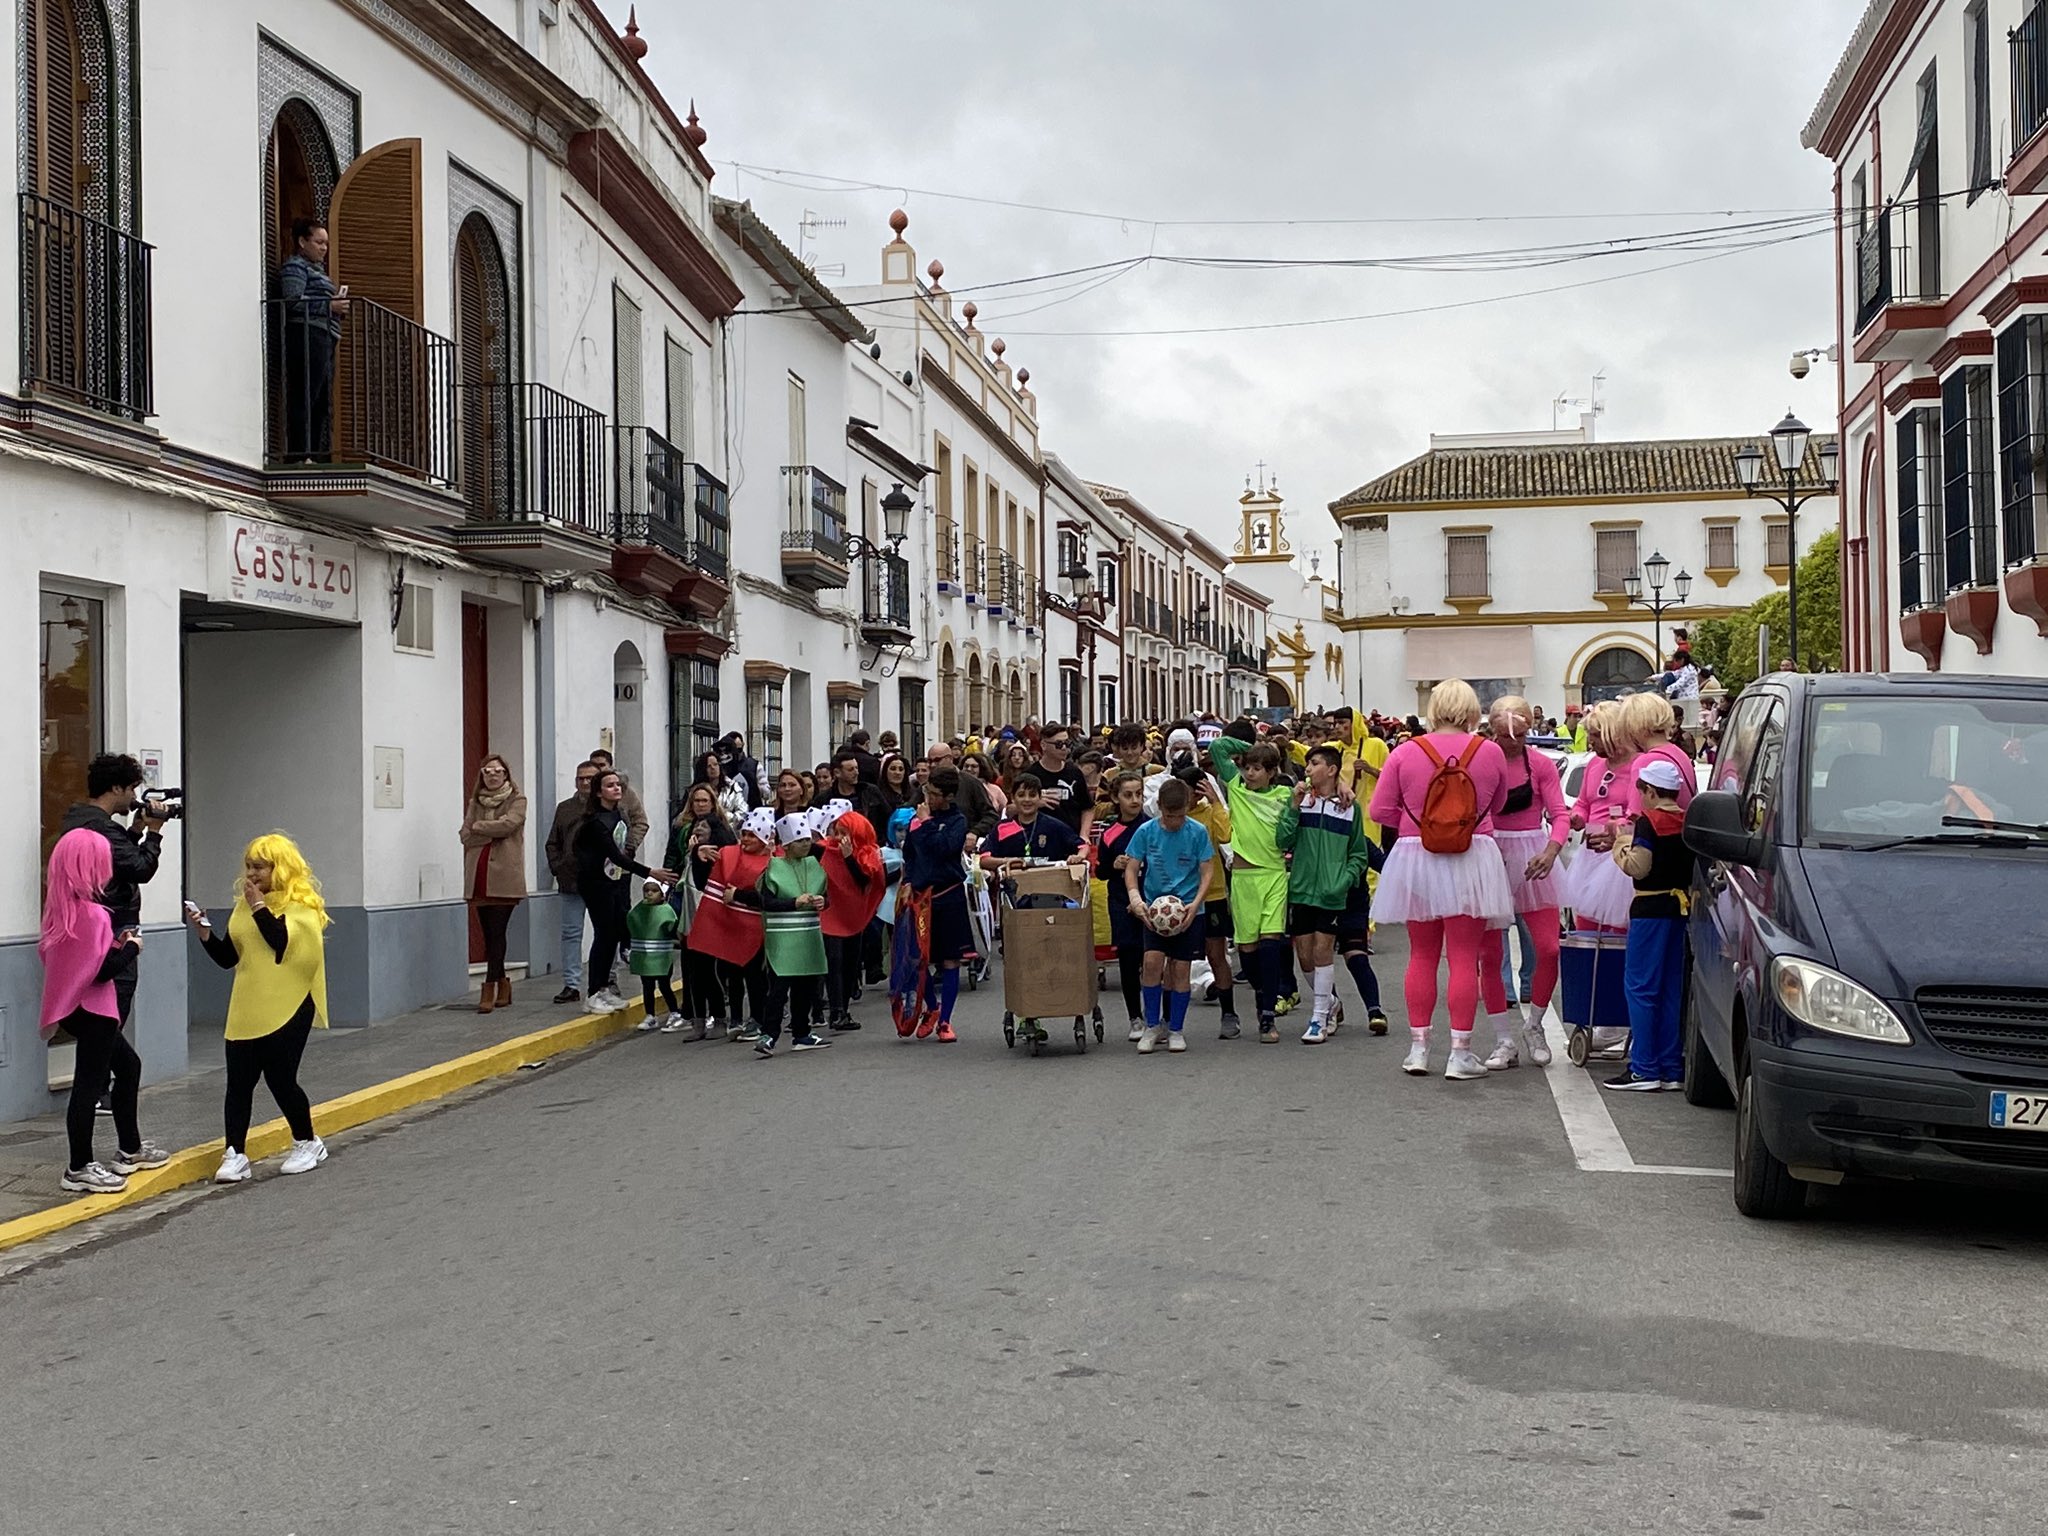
[613,641,645,804]
[463,600,488,961]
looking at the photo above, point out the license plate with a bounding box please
[1989,1091,2048,1131]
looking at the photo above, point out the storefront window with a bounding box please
[40,588,104,863]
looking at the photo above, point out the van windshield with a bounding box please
[1804,695,2048,844]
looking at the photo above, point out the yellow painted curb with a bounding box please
[0,1000,645,1257]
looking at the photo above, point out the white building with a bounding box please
[1085,483,1188,721]
[843,215,1047,741]
[1043,454,1129,729]
[1805,0,2048,674]
[709,197,931,777]
[1330,428,1836,717]
[4,0,807,1122]
[1225,478,1347,715]
[1222,578,1274,716]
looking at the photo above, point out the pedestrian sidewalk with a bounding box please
[0,985,642,1244]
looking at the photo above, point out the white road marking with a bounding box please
[1539,1014,1731,1178]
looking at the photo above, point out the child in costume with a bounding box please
[626,877,682,1032]
[897,767,971,1042]
[1209,731,1294,1043]
[736,810,832,1058]
[818,807,886,1032]
[688,807,774,1041]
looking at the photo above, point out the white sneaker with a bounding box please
[1166,1031,1187,1053]
[1445,1048,1490,1081]
[658,1013,688,1034]
[1484,1020,1520,1070]
[280,1137,327,1175]
[1127,1019,1146,1043]
[1521,1005,1554,1067]
[1136,1025,1165,1054]
[1301,1019,1327,1044]
[214,1150,252,1183]
[61,1162,126,1194]
[586,990,619,1015]
[1401,1038,1430,1075]
[634,1010,661,1032]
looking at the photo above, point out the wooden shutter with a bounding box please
[613,287,642,427]
[329,139,424,321]
[454,223,494,516]
[328,140,424,469]
[25,0,86,206]
[665,336,693,459]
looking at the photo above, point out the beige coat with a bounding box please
[461,792,529,902]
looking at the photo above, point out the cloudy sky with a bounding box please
[611,0,1857,560]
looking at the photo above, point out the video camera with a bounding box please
[138,787,185,822]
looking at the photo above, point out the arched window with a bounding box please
[1580,645,1653,704]
[966,654,985,735]
[454,213,513,518]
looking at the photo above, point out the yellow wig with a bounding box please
[240,832,331,928]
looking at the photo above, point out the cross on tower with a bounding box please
[1252,460,1269,493]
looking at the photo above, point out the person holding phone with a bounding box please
[188,834,333,1183]
[39,829,167,1193]
[277,219,351,460]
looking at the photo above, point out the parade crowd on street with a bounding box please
[37,654,1730,1194]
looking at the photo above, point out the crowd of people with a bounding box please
[36,672,1714,1194]
[528,679,1706,1095]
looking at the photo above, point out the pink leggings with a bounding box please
[1481,910,1561,1014]
[1404,916,1489,1034]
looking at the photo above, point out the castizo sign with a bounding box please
[208,512,360,623]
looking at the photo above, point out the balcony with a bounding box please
[963,534,986,605]
[18,193,154,429]
[935,515,961,593]
[612,426,730,615]
[781,465,849,591]
[263,295,462,528]
[2012,6,2048,194]
[448,383,611,573]
[1852,201,1948,366]
[861,550,915,648]
[988,551,1018,620]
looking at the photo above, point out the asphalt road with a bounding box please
[7,938,2048,1536]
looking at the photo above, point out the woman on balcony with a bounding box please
[461,755,528,1013]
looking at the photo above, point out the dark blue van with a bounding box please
[1682,673,2048,1218]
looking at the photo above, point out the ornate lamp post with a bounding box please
[1621,549,1692,661]
[1733,414,1840,669]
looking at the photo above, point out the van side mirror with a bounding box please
[1685,789,1763,868]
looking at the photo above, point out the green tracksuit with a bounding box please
[1210,736,1293,944]
[1275,793,1372,912]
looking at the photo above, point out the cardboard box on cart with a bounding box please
[1002,864,1096,1018]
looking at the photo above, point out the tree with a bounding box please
[1705,529,1842,692]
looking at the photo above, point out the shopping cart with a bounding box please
[997,862,1105,1056]
[1558,930,1630,1065]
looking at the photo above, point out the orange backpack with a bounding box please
[1414,736,1481,855]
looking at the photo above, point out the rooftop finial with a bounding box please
[889,208,909,236]
[684,99,707,148]
[990,337,1006,359]
[622,5,648,59]
[926,258,944,288]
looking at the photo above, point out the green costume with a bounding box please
[760,855,828,977]
[626,898,679,977]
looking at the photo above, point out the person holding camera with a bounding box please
[63,753,171,1114]
[62,754,168,1028]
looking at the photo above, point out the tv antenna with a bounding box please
[798,209,848,276]
[1551,372,1607,434]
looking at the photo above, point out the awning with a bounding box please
[1404,626,1533,682]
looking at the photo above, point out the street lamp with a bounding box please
[1735,412,1839,669]
[1621,550,1691,660]
[1062,554,1107,728]
[843,481,912,562]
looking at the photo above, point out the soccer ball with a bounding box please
[1146,894,1189,935]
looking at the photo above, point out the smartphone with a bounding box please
[183,900,206,923]
[337,283,350,298]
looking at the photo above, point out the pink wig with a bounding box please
[42,828,113,948]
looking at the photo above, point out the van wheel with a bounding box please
[1733,1056,1805,1219]
[1680,978,1733,1109]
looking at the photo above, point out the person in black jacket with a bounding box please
[573,770,676,1014]
[715,732,767,812]
[61,753,167,1030]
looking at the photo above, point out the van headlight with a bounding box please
[1770,958,1912,1045]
